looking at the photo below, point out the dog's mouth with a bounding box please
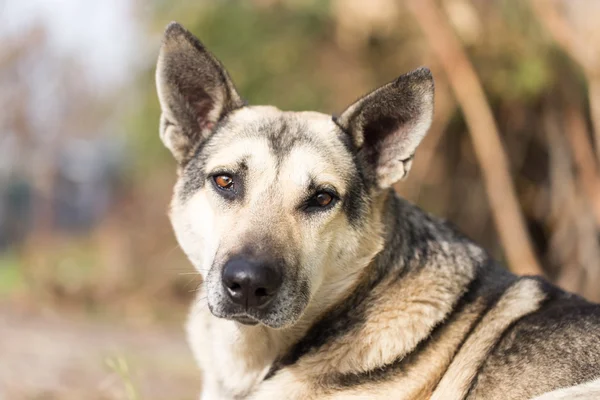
[232,314,259,326]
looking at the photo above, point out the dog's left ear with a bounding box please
[337,67,434,189]
[156,22,244,164]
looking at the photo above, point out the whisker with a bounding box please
[189,285,205,293]
[160,244,187,264]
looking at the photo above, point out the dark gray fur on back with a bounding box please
[469,284,600,398]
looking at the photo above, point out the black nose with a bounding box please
[222,258,283,308]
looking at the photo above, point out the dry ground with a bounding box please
[0,307,200,399]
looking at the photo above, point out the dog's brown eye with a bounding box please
[303,189,338,212]
[315,192,333,207]
[214,175,233,189]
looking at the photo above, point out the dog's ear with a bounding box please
[156,22,244,164]
[337,67,434,189]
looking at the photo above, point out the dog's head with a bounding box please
[156,23,434,328]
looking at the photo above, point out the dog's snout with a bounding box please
[222,258,282,308]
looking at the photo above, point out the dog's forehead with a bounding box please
[205,106,355,189]
[226,106,341,144]
[231,105,333,125]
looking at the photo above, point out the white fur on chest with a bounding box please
[187,295,281,399]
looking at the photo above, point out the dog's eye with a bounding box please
[214,174,234,190]
[304,191,337,211]
[315,192,333,207]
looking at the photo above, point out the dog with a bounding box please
[155,22,600,399]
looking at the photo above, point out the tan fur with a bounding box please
[249,286,487,400]
[299,266,473,376]
[431,279,546,399]
[326,299,487,400]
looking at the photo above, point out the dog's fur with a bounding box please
[156,22,600,399]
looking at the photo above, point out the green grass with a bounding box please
[0,251,24,295]
[106,355,141,400]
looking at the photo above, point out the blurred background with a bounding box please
[1,0,599,398]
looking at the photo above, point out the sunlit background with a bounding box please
[1,0,599,398]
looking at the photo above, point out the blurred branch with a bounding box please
[563,104,600,226]
[590,79,600,160]
[562,104,600,302]
[406,0,544,276]
[543,106,582,293]
[529,0,595,67]
[530,0,600,163]
[414,73,456,190]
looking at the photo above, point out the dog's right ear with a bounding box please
[156,22,244,164]
[337,68,434,189]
